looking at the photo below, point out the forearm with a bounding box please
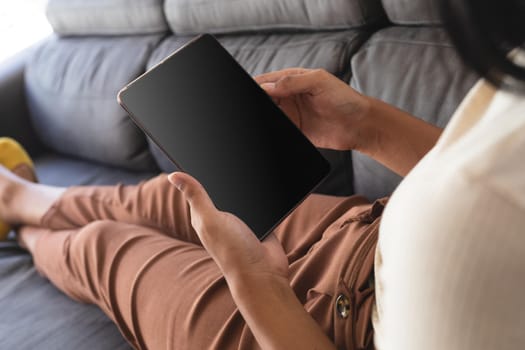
[228,274,336,350]
[355,97,443,177]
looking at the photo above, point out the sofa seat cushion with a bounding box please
[46,0,168,36]
[25,35,163,171]
[164,0,385,34]
[0,244,132,350]
[350,27,479,200]
[146,30,368,196]
[34,152,157,187]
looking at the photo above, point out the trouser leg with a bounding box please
[32,220,243,350]
[32,172,379,349]
[40,174,200,244]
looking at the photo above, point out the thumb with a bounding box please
[168,172,216,218]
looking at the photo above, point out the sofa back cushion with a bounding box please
[350,27,478,200]
[25,36,163,171]
[46,0,168,36]
[164,0,385,34]
[381,0,441,25]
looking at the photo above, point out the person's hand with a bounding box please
[169,172,338,350]
[255,68,371,151]
[168,172,289,284]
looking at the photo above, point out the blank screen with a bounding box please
[119,34,330,240]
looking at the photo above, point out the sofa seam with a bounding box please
[223,37,357,52]
[360,38,455,51]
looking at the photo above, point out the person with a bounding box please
[1,0,524,349]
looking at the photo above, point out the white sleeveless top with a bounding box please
[373,77,525,349]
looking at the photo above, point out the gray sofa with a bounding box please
[0,0,478,349]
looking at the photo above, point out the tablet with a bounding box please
[118,34,330,240]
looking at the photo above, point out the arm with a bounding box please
[255,68,442,177]
[168,173,336,349]
[230,274,336,350]
[356,97,442,176]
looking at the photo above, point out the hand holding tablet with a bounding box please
[118,34,330,240]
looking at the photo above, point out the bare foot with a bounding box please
[0,165,32,225]
[0,164,65,252]
[0,162,65,229]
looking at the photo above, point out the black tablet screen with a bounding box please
[118,34,330,240]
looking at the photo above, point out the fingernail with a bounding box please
[260,82,275,90]
[168,173,184,191]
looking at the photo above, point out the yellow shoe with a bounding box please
[0,138,36,241]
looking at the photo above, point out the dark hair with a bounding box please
[440,0,525,91]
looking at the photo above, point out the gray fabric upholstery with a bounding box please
[25,35,163,171]
[0,244,132,350]
[164,0,385,34]
[34,153,157,187]
[146,31,366,195]
[350,27,479,200]
[381,0,441,25]
[46,0,168,36]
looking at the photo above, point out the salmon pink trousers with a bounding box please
[32,174,384,350]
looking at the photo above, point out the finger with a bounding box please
[259,82,276,93]
[254,68,311,84]
[168,172,217,222]
[264,69,325,98]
